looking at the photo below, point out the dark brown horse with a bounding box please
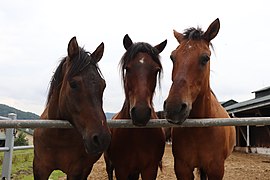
[105,34,167,180]
[33,37,111,180]
[164,19,236,179]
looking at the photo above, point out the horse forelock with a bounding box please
[182,27,215,54]
[67,47,102,79]
[119,42,163,88]
[183,27,204,40]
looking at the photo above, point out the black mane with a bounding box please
[46,48,101,105]
[183,27,214,50]
[183,27,204,40]
[119,42,163,86]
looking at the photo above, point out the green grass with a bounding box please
[0,149,66,179]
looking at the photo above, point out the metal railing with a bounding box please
[0,113,17,180]
[1,114,270,179]
[1,117,270,128]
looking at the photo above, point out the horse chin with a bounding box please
[132,119,148,127]
[167,117,187,125]
[131,112,150,126]
[83,140,110,156]
[84,147,103,156]
[165,110,190,125]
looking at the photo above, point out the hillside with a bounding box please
[0,104,115,120]
[105,112,115,120]
[0,104,40,119]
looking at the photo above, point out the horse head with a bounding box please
[120,34,167,126]
[164,19,220,124]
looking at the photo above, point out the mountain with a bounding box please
[0,104,40,119]
[0,104,115,120]
[105,112,115,120]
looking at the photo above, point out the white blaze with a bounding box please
[139,58,145,64]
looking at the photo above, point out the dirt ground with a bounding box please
[88,145,270,180]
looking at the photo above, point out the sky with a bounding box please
[0,0,269,116]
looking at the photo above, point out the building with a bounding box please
[224,86,270,154]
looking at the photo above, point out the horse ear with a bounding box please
[92,42,104,63]
[203,18,220,42]
[123,34,133,50]
[68,36,79,58]
[173,30,184,44]
[155,39,167,54]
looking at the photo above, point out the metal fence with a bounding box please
[1,113,270,179]
[0,114,34,180]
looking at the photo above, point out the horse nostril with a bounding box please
[163,100,167,110]
[179,102,188,113]
[92,133,101,147]
[131,107,136,115]
[180,102,188,113]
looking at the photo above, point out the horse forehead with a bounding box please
[73,65,102,84]
[129,53,156,66]
[139,57,145,64]
[85,66,102,80]
[178,40,210,56]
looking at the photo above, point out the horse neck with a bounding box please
[117,100,131,119]
[189,83,213,118]
[46,89,62,120]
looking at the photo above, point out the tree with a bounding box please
[14,132,29,146]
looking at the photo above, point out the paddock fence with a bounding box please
[1,113,270,179]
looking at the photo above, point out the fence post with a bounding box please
[247,125,250,147]
[1,113,16,180]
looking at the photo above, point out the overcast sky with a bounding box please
[0,0,269,115]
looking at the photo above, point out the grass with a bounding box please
[0,149,66,179]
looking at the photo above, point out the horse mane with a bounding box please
[46,48,102,105]
[183,27,214,50]
[119,42,163,87]
[183,27,204,40]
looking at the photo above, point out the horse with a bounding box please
[104,34,167,180]
[33,37,111,180]
[164,18,236,179]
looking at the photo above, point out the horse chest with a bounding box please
[110,128,165,163]
[172,127,225,156]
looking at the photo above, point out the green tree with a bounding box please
[14,132,29,146]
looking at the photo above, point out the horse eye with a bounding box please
[200,55,210,65]
[69,80,78,89]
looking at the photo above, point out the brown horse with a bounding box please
[33,37,111,180]
[105,34,167,180]
[164,19,236,179]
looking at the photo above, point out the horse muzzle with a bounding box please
[130,105,151,126]
[83,130,111,155]
[164,100,191,125]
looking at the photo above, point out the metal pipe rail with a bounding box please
[0,116,11,120]
[1,117,270,129]
[1,115,270,180]
[0,145,34,152]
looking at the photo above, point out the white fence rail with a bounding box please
[1,114,270,179]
